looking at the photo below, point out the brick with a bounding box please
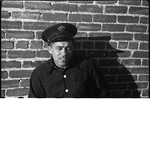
[138,75,149,81]
[6,31,34,39]
[99,59,120,67]
[2,1,23,8]
[1,71,8,79]
[128,83,139,90]
[118,51,131,58]
[75,32,88,38]
[112,42,118,49]
[25,2,52,10]
[119,0,141,5]
[12,11,41,20]
[1,61,21,69]
[142,59,149,66]
[1,80,20,88]
[9,70,33,78]
[30,41,43,49]
[42,13,67,21]
[69,14,92,22]
[135,33,149,41]
[78,4,102,13]
[129,42,138,50]
[132,51,148,58]
[96,0,117,4]
[43,42,49,48]
[1,41,14,49]
[37,50,51,58]
[8,51,36,58]
[102,24,125,32]
[1,11,11,19]
[142,90,149,97]
[99,68,108,75]
[73,41,82,50]
[1,21,22,29]
[93,15,116,23]
[126,25,147,32]
[109,67,130,75]
[140,17,149,24]
[105,6,127,14]
[112,33,133,40]
[135,82,148,89]
[16,41,29,49]
[142,0,149,6]
[1,31,5,39]
[109,83,127,90]
[105,75,117,83]
[1,51,7,58]
[1,90,5,98]
[36,31,42,39]
[73,50,86,58]
[118,16,139,23]
[22,61,43,68]
[117,75,137,82]
[131,67,149,74]
[129,7,149,15]
[106,42,117,49]
[53,3,78,12]
[109,50,124,58]
[121,59,141,66]
[82,41,94,49]
[139,43,149,50]
[20,79,30,87]
[69,1,93,4]
[88,33,111,40]
[24,22,50,30]
[95,42,105,49]
[77,23,101,31]
[6,88,29,97]
[87,51,109,58]
[118,42,128,49]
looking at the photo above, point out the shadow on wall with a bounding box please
[73,36,140,98]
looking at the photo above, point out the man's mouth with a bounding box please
[60,57,67,61]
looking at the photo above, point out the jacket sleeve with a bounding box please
[28,71,46,98]
[90,60,110,98]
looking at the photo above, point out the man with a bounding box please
[28,23,109,98]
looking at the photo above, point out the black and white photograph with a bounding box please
[1,0,149,150]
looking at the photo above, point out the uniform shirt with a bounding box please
[28,56,109,98]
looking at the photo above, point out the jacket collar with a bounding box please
[48,55,75,74]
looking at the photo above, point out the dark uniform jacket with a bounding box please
[28,55,109,98]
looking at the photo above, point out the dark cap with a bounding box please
[41,23,77,44]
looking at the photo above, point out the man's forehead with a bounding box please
[53,41,73,46]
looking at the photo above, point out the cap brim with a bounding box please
[49,34,74,43]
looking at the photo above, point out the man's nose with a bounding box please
[61,48,67,55]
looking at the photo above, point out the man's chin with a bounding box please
[58,61,67,67]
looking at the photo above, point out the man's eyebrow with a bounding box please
[56,45,71,47]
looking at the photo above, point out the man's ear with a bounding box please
[48,48,52,54]
[48,44,52,54]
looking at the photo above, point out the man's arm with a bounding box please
[28,72,46,98]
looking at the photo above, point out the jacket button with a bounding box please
[65,89,69,93]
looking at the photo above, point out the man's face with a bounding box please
[49,41,73,68]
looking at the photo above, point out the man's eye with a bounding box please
[56,47,62,50]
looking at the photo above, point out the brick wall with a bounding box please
[1,0,149,98]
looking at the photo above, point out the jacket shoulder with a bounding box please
[31,59,52,76]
